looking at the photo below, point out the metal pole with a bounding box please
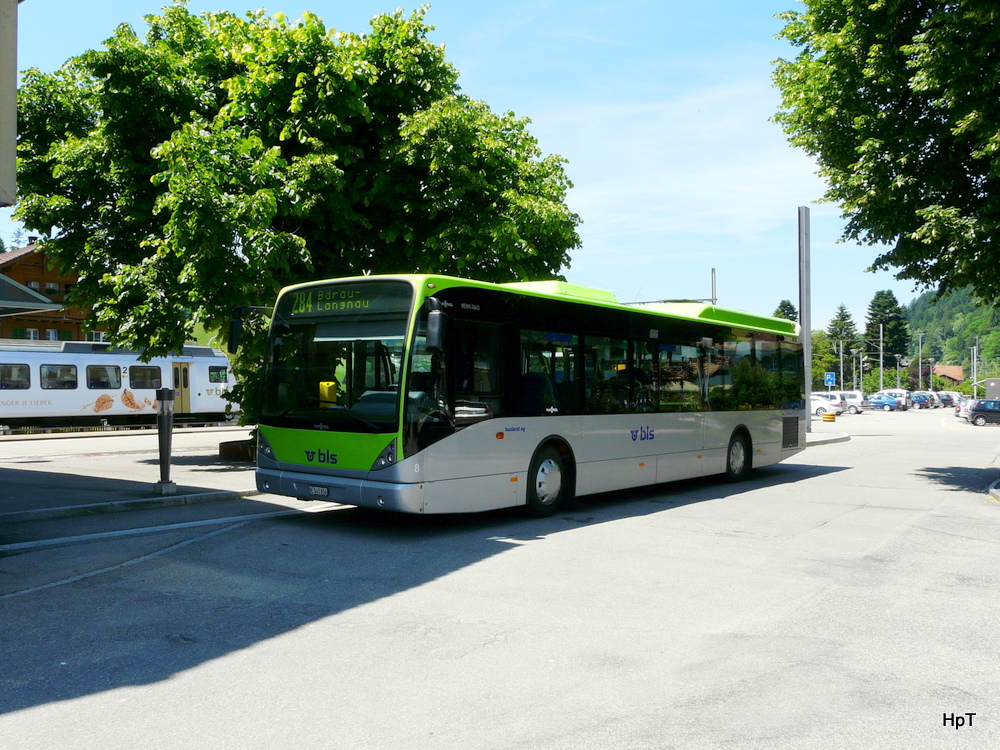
[879,324,884,391]
[917,332,924,391]
[798,207,812,432]
[838,341,844,391]
[155,386,176,495]
[972,345,978,397]
[0,0,20,206]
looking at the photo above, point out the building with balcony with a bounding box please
[0,238,103,340]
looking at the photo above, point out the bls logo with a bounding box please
[630,426,655,442]
[305,449,338,465]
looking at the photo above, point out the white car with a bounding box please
[956,399,977,421]
[810,394,844,416]
[841,390,868,414]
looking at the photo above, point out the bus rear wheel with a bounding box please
[725,431,751,482]
[526,445,567,517]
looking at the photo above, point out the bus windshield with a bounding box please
[259,281,413,433]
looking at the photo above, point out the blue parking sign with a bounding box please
[824,372,836,387]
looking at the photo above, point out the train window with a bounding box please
[86,364,122,390]
[209,366,228,384]
[0,364,30,389]
[41,364,78,390]
[130,366,161,390]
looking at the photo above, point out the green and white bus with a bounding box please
[248,274,805,515]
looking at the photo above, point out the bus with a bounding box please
[244,274,805,516]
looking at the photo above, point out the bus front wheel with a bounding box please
[526,445,567,517]
[725,431,752,482]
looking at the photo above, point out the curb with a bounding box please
[0,488,261,524]
[805,432,851,447]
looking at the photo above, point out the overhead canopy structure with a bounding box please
[0,272,61,317]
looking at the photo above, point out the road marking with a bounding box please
[0,504,340,600]
[0,504,337,555]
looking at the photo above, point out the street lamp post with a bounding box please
[850,348,859,390]
[894,354,902,388]
[917,332,924,391]
[838,340,844,392]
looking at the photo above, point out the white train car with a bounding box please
[0,340,236,426]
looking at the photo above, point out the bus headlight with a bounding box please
[371,440,397,471]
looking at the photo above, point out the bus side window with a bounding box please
[453,321,503,419]
[586,337,628,414]
[519,330,578,416]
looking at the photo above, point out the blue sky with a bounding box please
[2,0,924,329]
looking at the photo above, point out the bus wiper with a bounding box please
[326,406,381,432]
[273,397,321,421]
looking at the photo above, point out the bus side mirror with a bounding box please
[228,314,243,355]
[425,298,447,352]
[228,305,272,355]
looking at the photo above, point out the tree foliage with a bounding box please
[906,286,1000,370]
[15,1,581,413]
[826,303,859,348]
[772,299,798,322]
[864,290,909,368]
[773,1,1000,303]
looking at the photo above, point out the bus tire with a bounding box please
[725,431,751,483]
[525,445,567,517]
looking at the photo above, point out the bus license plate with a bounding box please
[308,486,329,498]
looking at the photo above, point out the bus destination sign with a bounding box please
[279,281,412,319]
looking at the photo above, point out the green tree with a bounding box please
[825,304,859,384]
[826,303,859,349]
[773,299,798,322]
[864,290,910,369]
[14,2,581,414]
[773,1,1000,303]
[810,329,839,390]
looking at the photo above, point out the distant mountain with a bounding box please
[905,287,1000,369]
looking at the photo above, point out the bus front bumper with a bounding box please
[256,467,425,513]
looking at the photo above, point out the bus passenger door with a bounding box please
[173,363,191,414]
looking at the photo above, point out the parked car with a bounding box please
[926,391,944,408]
[941,391,965,406]
[810,394,844,415]
[968,399,1000,426]
[869,394,903,411]
[873,389,911,410]
[813,391,848,413]
[957,399,979,421]
[841,390,868,414]
[911,392,934,409]
[937,392,955,408]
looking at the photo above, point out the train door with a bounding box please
[173,362,191,413]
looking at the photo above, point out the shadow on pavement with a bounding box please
[912,465,1000,493]
[0,461,847,715]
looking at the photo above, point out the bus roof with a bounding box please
[286,274,799,338]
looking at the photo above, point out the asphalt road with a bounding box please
[1,409,998,749]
